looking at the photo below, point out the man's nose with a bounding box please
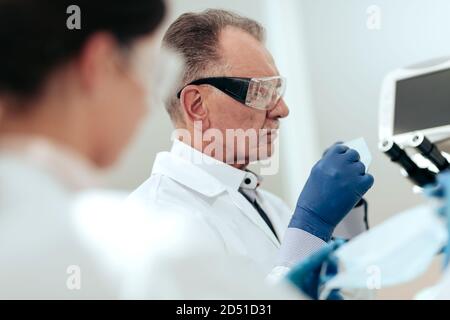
[267,98,289,119]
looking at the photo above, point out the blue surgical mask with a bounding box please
[321,204,447,298]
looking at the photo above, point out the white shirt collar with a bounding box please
[152,140,261,197]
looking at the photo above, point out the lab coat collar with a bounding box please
[0,135,101,190]
[153,140,281,247]
[152,140,261,197]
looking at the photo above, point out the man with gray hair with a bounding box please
[130,9,374,277]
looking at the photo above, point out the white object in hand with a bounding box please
[344,138,372,173]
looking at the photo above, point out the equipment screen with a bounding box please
[394,68,450,135]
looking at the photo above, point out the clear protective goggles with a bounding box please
[126,40,184,108]
[177,76,286,111]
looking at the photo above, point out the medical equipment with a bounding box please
[379,57,450,147]
[410,133,450,172]
[379,138,436,187]
[379,57,450,188]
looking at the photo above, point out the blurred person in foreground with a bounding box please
[0,0,302,299]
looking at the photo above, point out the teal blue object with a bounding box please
[425,171,450,268]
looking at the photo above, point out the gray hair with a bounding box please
[162,9,265,126]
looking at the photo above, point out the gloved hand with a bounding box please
[289,143,374,241]
[286,240,345,300]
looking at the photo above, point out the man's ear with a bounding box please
[180,86,209,124]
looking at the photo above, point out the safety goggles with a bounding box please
[122,43,184,109]
[177,76,286,111]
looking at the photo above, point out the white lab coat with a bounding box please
[129,140,288,274]
[129,140,368,276]
[0,137,116,299]
[0,136,301,299]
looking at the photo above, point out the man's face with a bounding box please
[203,27,289,166]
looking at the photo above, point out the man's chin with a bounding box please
[249,146,274,162]
[257,150,273,161]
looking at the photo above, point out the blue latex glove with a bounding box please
[286,240,345,300]
[290,143,374,241]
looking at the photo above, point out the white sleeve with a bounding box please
[273,201,368,268]
[275,228,327,268]
[266,227,326,287]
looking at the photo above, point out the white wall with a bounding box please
[263,0,321,208]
